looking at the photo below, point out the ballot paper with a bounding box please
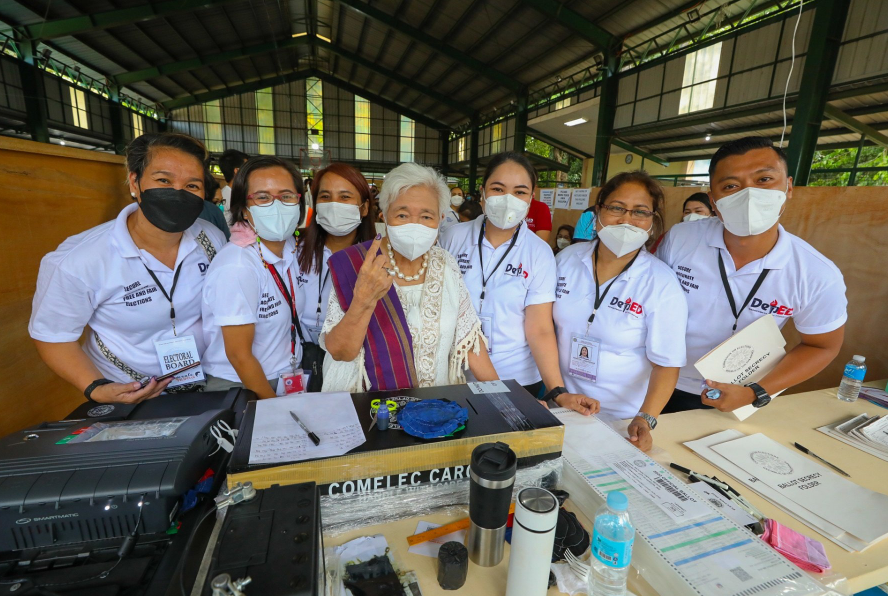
[553,409,826,596]
[249,392,365,465]
[693,314,786,421]
[407,521,467,558]
[610,458,710,522]
[554,188,572,210]
[688,482,757,528]
[569,188,591,210]
[711,433,888,546]
[539,188,556,209]
[817,414,888,463]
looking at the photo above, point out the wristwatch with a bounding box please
[543,386,568,404]
[746,382,772,408]
[84,378,113,402]
[635,412,657,430]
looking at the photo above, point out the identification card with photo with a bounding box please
[568,334,600,382]
[479,312,494,354]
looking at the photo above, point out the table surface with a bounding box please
[325,382,888,596]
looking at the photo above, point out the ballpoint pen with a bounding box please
[289,411,321,446]
[792,442,850,477]
[669,463,766,522]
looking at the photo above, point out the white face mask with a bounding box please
[597,223,651,258]
[386,222,438,261]
[716,186,786,236]
[484,193,530,229]
[556,237,570,249]
[682,212,710,223]
[451,195,465,207]
[316,202,362,236]
[248,201,301,241]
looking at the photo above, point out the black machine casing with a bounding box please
[0,389,250,554]
[202,482,324,596]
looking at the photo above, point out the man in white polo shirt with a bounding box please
[657,136,847,413]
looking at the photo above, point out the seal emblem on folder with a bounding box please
[750,451,793,475]
[87,405,115,417]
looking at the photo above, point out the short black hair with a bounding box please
[230,156,305,226]
[204,172,220,202]
[219,149,249,183]
[457,200,483,221]
[683,192,712,212]
[708,136,788,179]
[482,151,537,191]
[126,132,207,183]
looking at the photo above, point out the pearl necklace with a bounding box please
[387,245,429,281]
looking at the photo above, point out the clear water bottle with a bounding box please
[589,491,634,596]
[837,355,867,402]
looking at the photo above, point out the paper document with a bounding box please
[407,521,467,558]
[554,188,572,210]
[249,392,365,465]
[818,414,888,463]
[553,409,824,596]
[693,314,786,421]
[539,188,555,209]
[610,458,710,522]
[688,482,758,528]
[467,380,510,394]
[569,188,591,210]
[711,433,888,545]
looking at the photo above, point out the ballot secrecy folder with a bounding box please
[694,314,786,421]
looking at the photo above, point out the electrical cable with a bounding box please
[779,0,806,147]
[178,505,219,596]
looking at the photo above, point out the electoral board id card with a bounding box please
[154,335,204,387]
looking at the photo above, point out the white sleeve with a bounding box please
[644,275,688,368]
[525,252,556,306]
[319,284,367,392]
[204,264,261,327]
[793,276,848,335]
[29,260,97,343]
[655,228,677,267]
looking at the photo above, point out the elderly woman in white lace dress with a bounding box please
[320,163,498,392]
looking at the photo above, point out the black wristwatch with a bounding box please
[543,386,568,404]
[84,378,113,402]
[746,382,772,408]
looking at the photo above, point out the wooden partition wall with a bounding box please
[0,137,130,437]
[548,186,888,394]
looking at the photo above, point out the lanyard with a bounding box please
[265,262,306,365]
[587,242,640,332]
[143,262,184,336]
[477,218,520,311]
[717,252,770,333]
[316,267,331,328]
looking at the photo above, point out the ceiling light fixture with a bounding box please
[687,9,701,22]
[316,34,332,43]
[564,118,587,127]
[291,32,309,38]
[60,140,66,145]
[705,132,711,141]
[311,143,319,150]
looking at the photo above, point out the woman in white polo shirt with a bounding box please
[293,163,376,391]
[554,172,688,451]
[29,132,226,403]
[201,156,306,398]
[440,152,598,415]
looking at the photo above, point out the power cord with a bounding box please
[779,0,806,147]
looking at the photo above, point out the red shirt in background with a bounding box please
[525,199,552,234]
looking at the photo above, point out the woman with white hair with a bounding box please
[321,163,498,391]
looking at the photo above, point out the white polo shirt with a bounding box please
[440,207,461,233]
[553,242,688,419]
[29,203,225,382]
[201,237,303,382]
[293,244,333,344]
[657,217,847,393]
[439,217,556,386]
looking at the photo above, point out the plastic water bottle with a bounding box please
[589,491,634,596]
[837,355,867,402]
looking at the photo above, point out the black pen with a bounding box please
[290,411,321,446]
[793,442,850,477]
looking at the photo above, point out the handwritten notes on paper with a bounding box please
[249,392,365,465]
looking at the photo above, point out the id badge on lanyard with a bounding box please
[479,312,494,354]
[568,334,601,382]
[154,335,204,387]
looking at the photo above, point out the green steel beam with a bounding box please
[21,0,245,41]
[785,0,852,185]
[515,0,616,50]
[525,127,592,159]
[15,36,49,143]
[513,91,528,153]
[160,69,317,110]
[107,84,127,155]
[334,0,521,92]
[612,138,669,167]
[113,36,310,85]
[823,104,888,149]
[469,117,480,193]
[592,51,618,186]
[440,130,450,176]
[620,0,703,40]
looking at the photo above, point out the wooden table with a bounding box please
[325,382,888,595]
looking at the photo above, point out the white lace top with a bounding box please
[320,246,486,392]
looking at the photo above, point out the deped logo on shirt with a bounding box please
[749,298,794,316]
[504,263,529,279]
[609,296,643,316]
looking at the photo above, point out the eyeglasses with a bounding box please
[600,204,654,220]
[248,192,301,206]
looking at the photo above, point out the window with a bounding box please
[306,77,324,153]
[132,112,144,138]
[256,88,275,155]
[355,95,371,160]
[491,122,503,154]
[555,97,572,110]
[679,42,722,115]
[400,115,415,162]
[69,87,88,129]
[458,136,466,162]
[204,100,224,153]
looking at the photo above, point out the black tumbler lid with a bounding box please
[470,442,517,482]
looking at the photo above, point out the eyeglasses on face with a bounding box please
[600,203,654,220]
[247,192,301,206]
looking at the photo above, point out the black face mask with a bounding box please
[138,187,204,233]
